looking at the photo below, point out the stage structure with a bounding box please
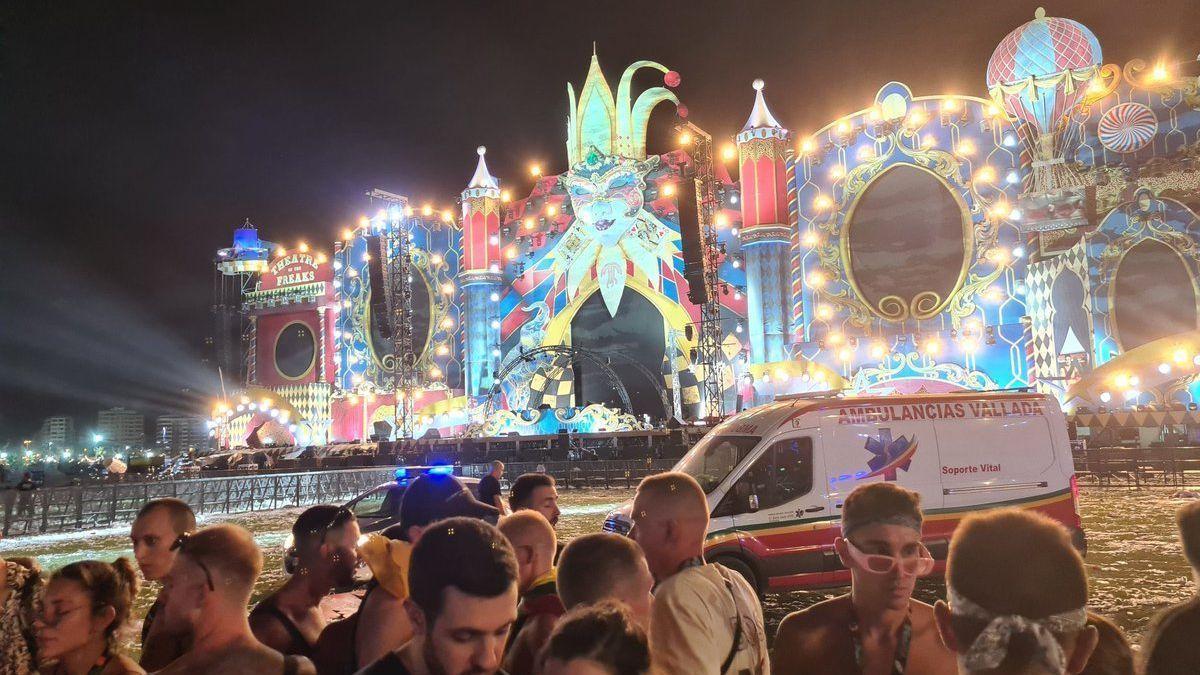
[208,12,1200,447]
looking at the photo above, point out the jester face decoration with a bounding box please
[563,150,656,248]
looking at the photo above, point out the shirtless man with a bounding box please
[773,482,956,675]
[250,505,359,658]
[154,524,316,675]
[130,498,194,671]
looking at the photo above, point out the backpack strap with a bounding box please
[717,568,743,675]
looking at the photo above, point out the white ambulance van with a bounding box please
[604,390,1084,593]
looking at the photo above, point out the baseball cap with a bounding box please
[392,473,499,540]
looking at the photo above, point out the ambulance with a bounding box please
[604,390,1085,593]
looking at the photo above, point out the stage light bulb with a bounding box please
[715,213,729,228]
[437,344,450,355]
[404,206,414,216]
[342,228,353,240]
[501,190,511,202]
[813,195,833,210]
[830,164,845,179]
[430,367,442,378]
[836,120,850,136]
[506,247,517,259]
[839,347,853,361]
[870,343,887,359]
[422,205,432,216]
[662,183,675,197]
[731,258,741,269]
[956,140,975,156]
[546,205,557,216]
[490,292,500,302]
[906,110,926,127]
[925,339,941,355]
[807,270,826,287]
[975,166,996,183]
[922,135,937,149]
[986,103,1001,117]
[358,216,370,228]
[298,242,309,252]
[1099,391,1112,403]
[734,291,742,300]
[800,138,815,154]
[275,247,286,257]
[1012,246,1025,258]
[802,230,820,248]
[731,227,739,236]
[678,131,692,146]
[721,144,736,161]
[489,235,499,246]
[1151,62,1169,82]
[431,254,442,264]
[856,145,874,160]
[1114,373,1129,388]
[492,348,501,357]
[441,317,454,329]
[362,253,371,262]
[442,210,453,222]
[491,320,500,329]
[530,164,542,177]
[962,338,979,353]
[524,217,535,230]
[816,304,833,320]
[316,253,327,264]
[1087,78,1104,95]
[828,332,843,345]
[441,282,454,295]
[1159,363,1172,375]
[1174,348,1189,364]
[942,98,958,112]
[347,269,358,278]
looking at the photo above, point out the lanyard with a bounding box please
[849,604,911,675]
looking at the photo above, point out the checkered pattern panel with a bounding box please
[1024,241,1091,394]
[273,383,333,424]
[661,353,700,405]
[527,354,576,409]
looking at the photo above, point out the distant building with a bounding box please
[97,407,145,449]
[37,415,75,450]
[154,414,209,455]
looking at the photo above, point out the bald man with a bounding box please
[631,472,770,675]
[498,510,564,675]
[155,524,316,675]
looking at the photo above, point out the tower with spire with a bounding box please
[459,146,503,397]
[736,79,791,364]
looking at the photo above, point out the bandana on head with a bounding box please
[841,513,922,539]
[948,586,1087,674]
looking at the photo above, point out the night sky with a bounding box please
[2,0,1197,440]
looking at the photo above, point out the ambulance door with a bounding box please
[711,432,832,589]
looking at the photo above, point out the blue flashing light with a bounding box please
[394,467,408,481]
[428,464,454,476]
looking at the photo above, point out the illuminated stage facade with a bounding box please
[211,10,1200,446]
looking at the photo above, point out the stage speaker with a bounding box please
[365,236,392,341]
[676,175,709,305]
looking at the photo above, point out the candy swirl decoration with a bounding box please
[1098,102,1158,154]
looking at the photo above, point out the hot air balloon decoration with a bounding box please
[986,7,1102,192]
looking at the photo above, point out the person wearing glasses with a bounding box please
[129,498,195,671]
[34,558,143,675]
[250,505,360,658]
[154,524,316,675]
[772,482,955,674]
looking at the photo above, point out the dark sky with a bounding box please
[2,0,1197,440]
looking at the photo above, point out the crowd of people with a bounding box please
[1,468,1199,675]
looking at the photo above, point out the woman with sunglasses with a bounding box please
[773,482,956,675]
[34,558,144,675]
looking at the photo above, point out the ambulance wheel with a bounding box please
[711,555,761,598]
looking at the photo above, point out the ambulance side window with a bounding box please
[718,437,813,516]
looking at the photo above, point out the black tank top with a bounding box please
[251,598,316,658]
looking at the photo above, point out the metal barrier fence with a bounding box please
[463,459,678,489]
[2,468,394,537]
[1073,447,1200,487]
[0,459,680,538]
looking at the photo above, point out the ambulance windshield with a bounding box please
[675,435,761,494]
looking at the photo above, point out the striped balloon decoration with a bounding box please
[1098,102,1158,154]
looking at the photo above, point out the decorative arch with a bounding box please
[485,345,635,416]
